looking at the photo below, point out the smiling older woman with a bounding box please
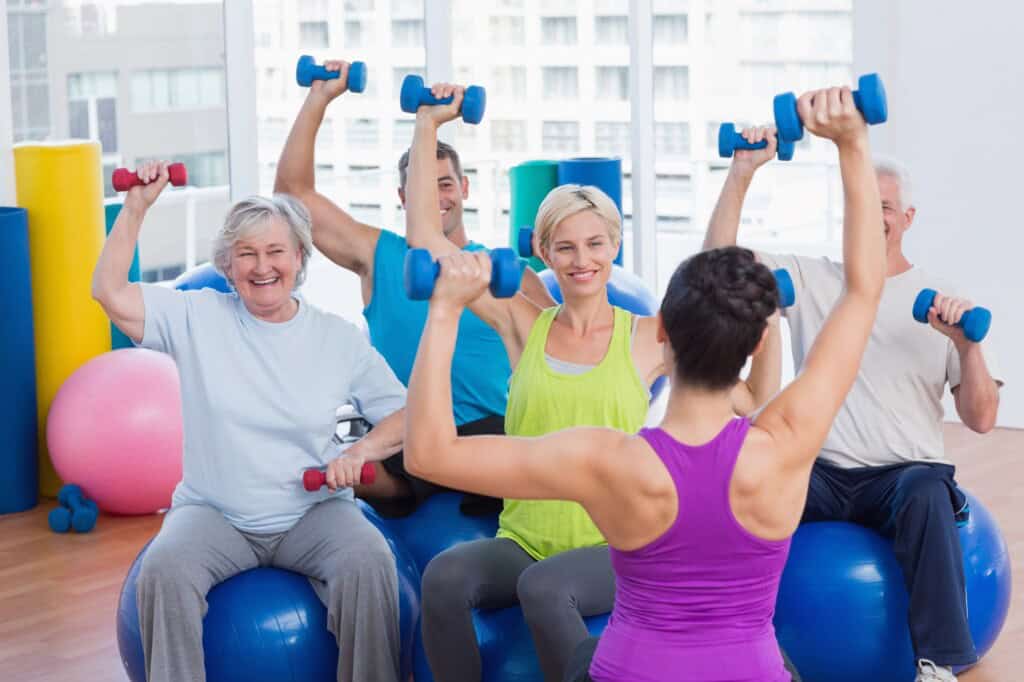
[92,161,407,682]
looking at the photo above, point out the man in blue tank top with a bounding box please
[276,59,553,516]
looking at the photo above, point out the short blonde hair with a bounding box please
[533,185,621,256]
[212,194,313,288]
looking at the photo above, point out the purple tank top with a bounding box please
[589,419,792,682]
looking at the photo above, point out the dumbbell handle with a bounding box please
[912,289,991,342]
[718,124,795,162]
[113,163,187,191]
[303,463,376,491]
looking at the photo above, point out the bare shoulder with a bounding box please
[731,424,781,495]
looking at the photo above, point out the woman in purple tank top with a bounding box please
[404,85,886,681]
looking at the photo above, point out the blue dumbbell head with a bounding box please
[58,483,84,508]
[518,227,534,258]
[489,248,523,298]
[913,288,992,342]
[72,499,99,533]
[853,73,887,125]
[49,506,72,533]
[404,247,437,300]
[718,123,796,162]
[461,85,487,125]
[774,73,888,143]
[296,56,367,92]
[400,74,427,114]
[774,269,795,308]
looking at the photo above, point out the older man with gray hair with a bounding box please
[92,161,407,682]
[702,128,1003,682]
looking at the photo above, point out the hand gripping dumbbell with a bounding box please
[404,248,523,300]
[773,73,888,143]
[48,483,98,533]
[718,123,796,162]
[112,163,188,192]
[912,289,991,342]
[400,75,487,125]
[296,55,367,92]
[303,463,377,491]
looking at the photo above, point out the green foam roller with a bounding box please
[509,160,560,272]
[105,202,140,350]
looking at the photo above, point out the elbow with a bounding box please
[403,440,432,479]
[966,409,998,435]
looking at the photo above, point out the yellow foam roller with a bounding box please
[14,141,111,498]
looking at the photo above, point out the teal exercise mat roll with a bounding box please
[105,202,140,350]
[557,157,624,265]
[0,206,39,513]
[509,160,560,272]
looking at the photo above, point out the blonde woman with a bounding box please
[403,86,782,682]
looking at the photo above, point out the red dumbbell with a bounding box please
[112,163,188,192]
[303,462,376,491]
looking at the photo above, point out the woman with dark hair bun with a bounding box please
[404,83,886,682]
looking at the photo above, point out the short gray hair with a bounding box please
[212,194,313,288]
[874,157,914,209]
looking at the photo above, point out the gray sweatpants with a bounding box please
[421,537,615,682]
[136,499,400,682]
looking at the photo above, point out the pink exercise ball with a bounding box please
[47,348,183,514]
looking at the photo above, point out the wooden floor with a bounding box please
[0,423,1019,681]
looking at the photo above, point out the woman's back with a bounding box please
[589,420,791,682]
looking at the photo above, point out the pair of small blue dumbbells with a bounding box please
[719,72,888,162]
[296,55,487,124]
[49,484,98,534]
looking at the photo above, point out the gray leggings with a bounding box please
[421,537,615,682]
[136,499,400,682]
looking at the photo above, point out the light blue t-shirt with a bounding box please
[139,284,406,533]
[364,229,513,425]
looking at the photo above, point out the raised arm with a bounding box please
[703,126,779,250]
[730,312,782,415]
[275,60,379,276]
[92,161,171,343]
[405,85,541,362]
[756,87,886,467]
[404,251,627,502]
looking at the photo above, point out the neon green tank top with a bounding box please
[497,305,650,560]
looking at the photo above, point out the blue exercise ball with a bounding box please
[367,491,499,574]
[540,266,667,400]
[117,510,421,682]
[774,491,1011,682]
[173,262,232,293]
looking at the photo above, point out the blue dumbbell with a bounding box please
[296,56,367,92]
[517,226,535,258]
[773,73,888,143]
[774,268,795,308]
[718,123,796,162]
[49,484,98,533]
[400,75,487,125]
[912,289,991,342]
[404,248,522,300]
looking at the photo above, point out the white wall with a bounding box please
[854,1,1023,428]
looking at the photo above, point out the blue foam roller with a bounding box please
[557,158,624,265]
[173,262,233,293]
[0,206,38,514]
[105,202,140,350]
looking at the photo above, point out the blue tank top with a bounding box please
[363,230,512,425]
[590,419,792,682]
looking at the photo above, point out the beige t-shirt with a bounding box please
[758,253,1003,468]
